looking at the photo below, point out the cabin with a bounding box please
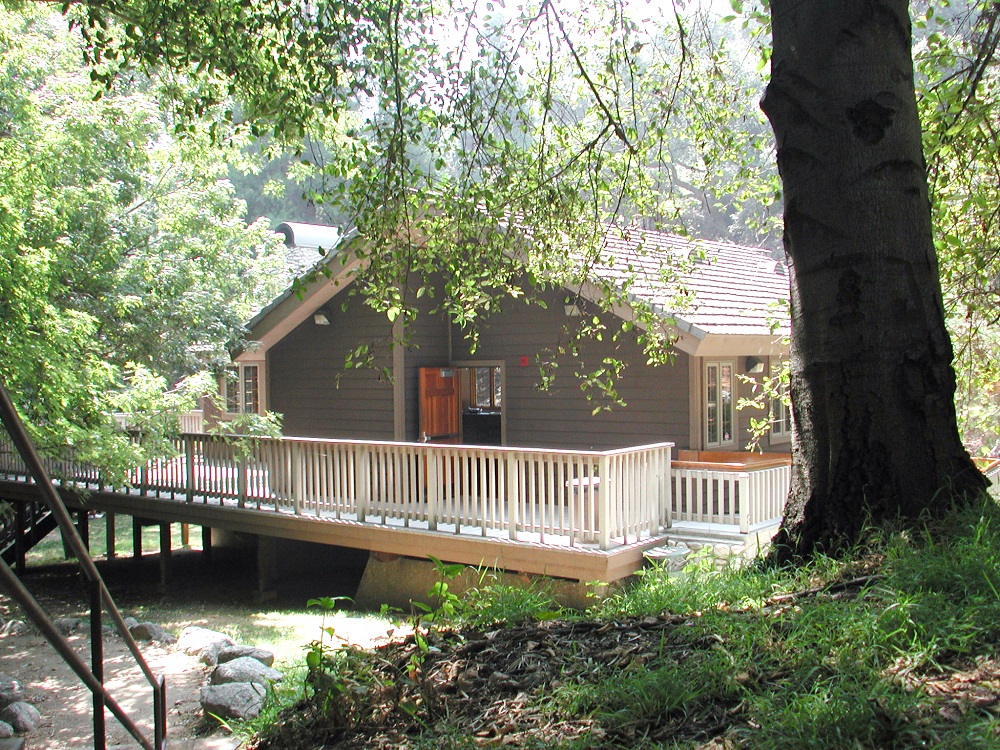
[229,222,792,458]
[0,222,797,611]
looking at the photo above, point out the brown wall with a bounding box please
[264,278,786,454]
[449,285,691,451]
[267,290,395,439]
[402,290,450,441]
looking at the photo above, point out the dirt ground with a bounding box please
[0,546,390,749]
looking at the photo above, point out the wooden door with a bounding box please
[419,367,460,444]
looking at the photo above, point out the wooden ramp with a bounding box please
[0,479,668,584]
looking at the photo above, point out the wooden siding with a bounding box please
[268,291,395,439]
[450,284,691,451]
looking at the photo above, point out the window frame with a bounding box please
[470,365,502,410]
[704,360,737,448]
[223,363,262,415]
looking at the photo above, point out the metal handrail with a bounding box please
[0,379,166,750]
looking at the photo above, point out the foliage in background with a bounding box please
[915,0,1000,453]
[0,7,287,472]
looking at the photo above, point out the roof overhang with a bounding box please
[673,332,789,358]
[236,234,365,361]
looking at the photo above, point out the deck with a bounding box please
[0,434,791,582]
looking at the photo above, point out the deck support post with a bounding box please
[159,523,171,590]
[180,523,190,548]
[78,511,89,553]
[255,535,277,602]
[132,517,143,559]
[105,513,116,559]
[201,526,212,563]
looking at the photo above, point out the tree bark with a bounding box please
[760,0,987,559]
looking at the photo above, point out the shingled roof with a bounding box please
[248,222,789,358]
[596,227,790,339]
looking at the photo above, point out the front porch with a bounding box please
[0,433,791,582]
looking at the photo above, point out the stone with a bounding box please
[178,626,235,656]
[1,622,28,638]
[0,702,40,734]
[129,622,176,644]
[0,720,12,738]
[198,641,227,667]
[200,682,266,722]
[122,617,139,631]
[53,617,81,636]
[210,657,283,686]
[216,645,275,668]
[0,676,22,709]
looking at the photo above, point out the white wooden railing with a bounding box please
[670,463,790,532]
[0,430,794,545]
[178,411,205,434]
[0,433,674,550]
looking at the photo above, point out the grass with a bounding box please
[250,501,1000,749]
[569,503,1000,749]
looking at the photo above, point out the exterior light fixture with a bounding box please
[313,308,331,325]
[746,355,765,374]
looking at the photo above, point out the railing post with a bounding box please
[238,449,248,509]
[739,472,751,533]
[357,448,370,523]
[598,454,611,550]
[139,459,148,497]
[292,443,303,515]
[506,453,519,540]
[184,438,195,503]
[426,448,439,531]
[662,446,672,530]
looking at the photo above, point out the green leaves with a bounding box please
[0,7,288,472]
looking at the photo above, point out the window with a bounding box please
[471,366,502,409]
[224,364,260,414]
[705,361,735,447]
[771,372,792,441]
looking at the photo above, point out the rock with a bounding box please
[1,621,29,637]
[178,626,235,656]
[198,641,227,667]
[129,622,176,644]
[200,682,266,722]
[216,644,275,668]
[0,720,12,738]
[210,656,283,686]
[53,617,81,636]
[0,675,23,709]
[0,701,40,733]
[123,617,139,630]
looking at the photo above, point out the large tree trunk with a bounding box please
[760,0,987,559]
